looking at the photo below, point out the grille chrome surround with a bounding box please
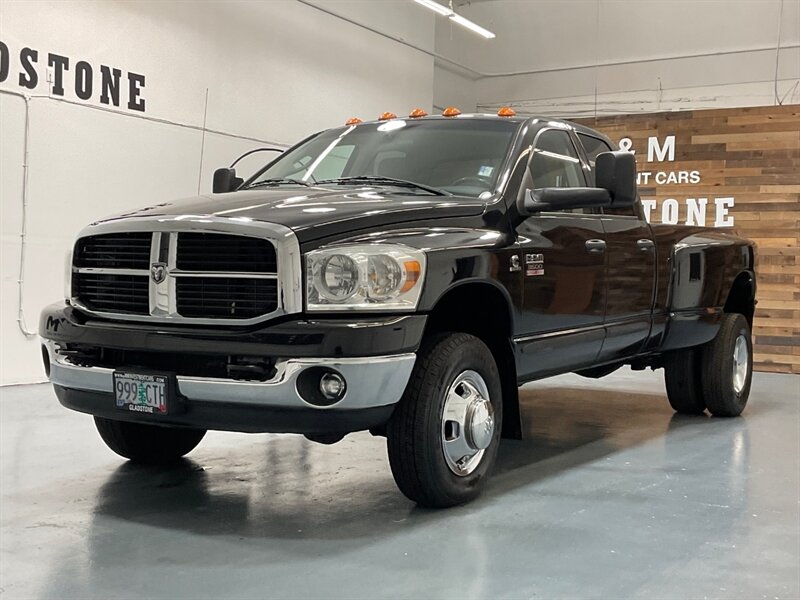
[69,216,302,325]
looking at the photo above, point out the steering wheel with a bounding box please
[451,175,492,188]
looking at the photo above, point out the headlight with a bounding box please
[316,254,359,301]
[306,244,425,311]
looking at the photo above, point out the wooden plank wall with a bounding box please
[575,105,799,374]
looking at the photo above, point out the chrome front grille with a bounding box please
[74,232,152,269]
[176,233,277,272]
[176,277,278,318]
[70,224,292,324]
[72,273,150,315]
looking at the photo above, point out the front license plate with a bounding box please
[113,372,172,415]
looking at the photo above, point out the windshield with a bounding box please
[248,118,520,198]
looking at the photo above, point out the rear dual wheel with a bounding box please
[387,332,503,508]
[664,313,753,417]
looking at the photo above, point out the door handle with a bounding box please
[637,239,655,252]
[585,239,606,253]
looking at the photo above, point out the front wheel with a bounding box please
[387,332,503,508]
[94,417,206,464]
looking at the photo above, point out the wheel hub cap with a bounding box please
[441,370,495,476]
[733,334,749,394]
[466,399,494,450]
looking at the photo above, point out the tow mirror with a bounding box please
[212,168,243,194]
[595,151,636,207]
[213,147,284,193]
[518,187,611,215]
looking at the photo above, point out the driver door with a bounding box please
[514,129,607,380]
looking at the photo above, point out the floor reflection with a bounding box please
[496,384,679,477]
[29,375,770,599]
[88,382,752,542]
[2,365,791,600]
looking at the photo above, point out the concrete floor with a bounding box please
[1,369,798,600]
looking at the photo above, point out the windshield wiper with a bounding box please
[247,178,310,189]
[316,176,449,196]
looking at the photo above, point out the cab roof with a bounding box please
[351,112,598,133]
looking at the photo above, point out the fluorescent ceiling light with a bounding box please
[413,0,496,39]
[413,0,451,16]
[448,13,495,39]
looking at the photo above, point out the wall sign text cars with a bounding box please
[619,135,735,227]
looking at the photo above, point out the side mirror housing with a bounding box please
[212,168,244,194]
[595,151,636,207]
[518,187,611,215]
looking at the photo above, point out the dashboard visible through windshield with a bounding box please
[247,118,520,198]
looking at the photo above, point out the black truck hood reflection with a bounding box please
[104,187,487,243]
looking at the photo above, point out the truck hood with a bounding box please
[100,187,487,243]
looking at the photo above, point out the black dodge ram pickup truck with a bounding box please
[40,108,757,507]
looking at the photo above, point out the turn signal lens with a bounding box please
[345,117,363,126]
[400,260,421,293]
[442,106,461,117]
[497,106,516,117]
[378,111,397,121]
[409,108,428,118]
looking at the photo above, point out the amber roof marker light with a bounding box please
[345,117,363,126]
[497,107,516,117]
[378,111,397,121]
[409,108,428,118]
[442,106,461,117]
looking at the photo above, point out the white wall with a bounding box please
[4,0,797,385]
[433,64,477,112]
[0,0,435,385]
[435,0,800,117]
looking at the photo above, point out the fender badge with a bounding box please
[150,262,167,284]
[525,253,544,276]
[509,255,521,272]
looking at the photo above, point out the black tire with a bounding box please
[701,313,753,417]
[663,347,707,415]
[387,332,503,508]
[94,417,206,464]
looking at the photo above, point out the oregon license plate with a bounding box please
[113,372,172,415]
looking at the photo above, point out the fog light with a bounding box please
[319,372,346,401]
[297,367,347,407]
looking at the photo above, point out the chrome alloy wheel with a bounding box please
[732,334,749,394]
[441,370,495,476]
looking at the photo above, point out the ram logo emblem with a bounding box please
[150,262,167,284]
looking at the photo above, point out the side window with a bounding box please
[577,133,611,180]
[529,130,584,189]
[578,133,636,217]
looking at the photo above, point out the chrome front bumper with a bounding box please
[44,342,416,411]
